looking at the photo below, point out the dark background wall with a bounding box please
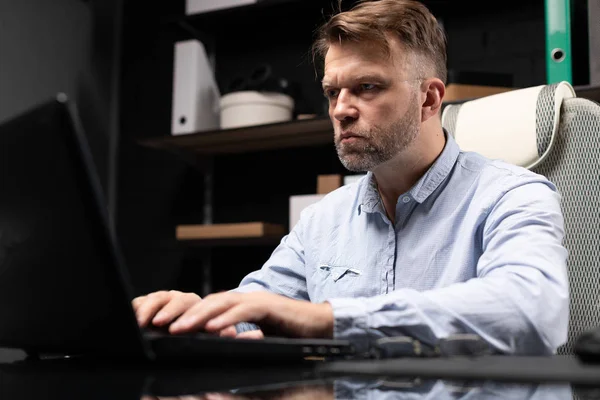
[0,0,122,362]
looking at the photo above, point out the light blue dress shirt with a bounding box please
[234,133,569,356]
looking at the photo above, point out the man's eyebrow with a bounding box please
[322,74,387,88]
[353,74,386,82]
[321,78,334,87]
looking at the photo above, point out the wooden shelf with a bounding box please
[177,235,285,247]
[139,117,333,155]
[176,222,286,247]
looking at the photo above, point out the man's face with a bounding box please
[322,38,422,172]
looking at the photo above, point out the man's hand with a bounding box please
[132,290,202,328]
[132,290,264,338]
[169,291,334,339]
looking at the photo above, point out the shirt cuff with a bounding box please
[235,322,261,334]
[230,285,267,334]
[327,297,370,356]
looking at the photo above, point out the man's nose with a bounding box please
[332,89,359,122]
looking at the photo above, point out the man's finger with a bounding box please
[135,291,171,327]
[236,330,264,340]
[152,292,200,326]
[131,295,147,312]
[204,303,268,333]
[170,293,238,333]
[202,393,243,400]
[218,325,238,338]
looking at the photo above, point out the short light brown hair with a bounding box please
[312,0,447,83]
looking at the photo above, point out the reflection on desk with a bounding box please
[144,379,574,400]
[333,379,573,400]
[0,360,586,400]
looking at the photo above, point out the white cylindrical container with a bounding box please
[219,91,294,129]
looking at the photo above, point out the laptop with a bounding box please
[0,94,356,363]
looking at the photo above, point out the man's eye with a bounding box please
[325,89,340,98]
[360,84,376,91]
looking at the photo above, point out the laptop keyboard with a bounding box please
[141,326,234,340]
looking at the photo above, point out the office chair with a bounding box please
[441,81,600,355]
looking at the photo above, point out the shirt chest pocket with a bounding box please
[320,264,361,281]
[310,263,362,302]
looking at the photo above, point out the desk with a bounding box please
[0,356,599,399]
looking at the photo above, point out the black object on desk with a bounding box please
[0,94,354,363]
[317,355,600,386]
[574,325,600,363]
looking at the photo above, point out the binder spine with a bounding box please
[545,0,573,83]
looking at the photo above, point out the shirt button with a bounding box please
[402,196,410,203]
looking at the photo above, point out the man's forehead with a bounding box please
[323,44,402,84]
[324,37,408,69]
[326,33,408,59]
[325,40,388,62]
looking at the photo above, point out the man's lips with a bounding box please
[340,132,364,140]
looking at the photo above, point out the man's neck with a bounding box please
[373,127,446,222]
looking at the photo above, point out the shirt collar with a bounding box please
[358,130,460,214]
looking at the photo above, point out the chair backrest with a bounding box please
[442,82,600,354]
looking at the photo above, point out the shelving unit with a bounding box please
[166,0,533,37]
[160,0,336,56]
[176,222,286,247]
[140,116,333,155]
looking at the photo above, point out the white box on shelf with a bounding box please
[171,39,220,135]
[186,0,256,15]
[289,194,325,231]
[344,174,366,185]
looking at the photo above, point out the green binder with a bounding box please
[545,0,573,83]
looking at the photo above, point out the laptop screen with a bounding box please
[0,95,148,358]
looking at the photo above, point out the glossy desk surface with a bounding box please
[1,355,599,399]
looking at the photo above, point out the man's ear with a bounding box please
[420,78,445,122]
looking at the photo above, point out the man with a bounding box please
[133,0,568,355]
